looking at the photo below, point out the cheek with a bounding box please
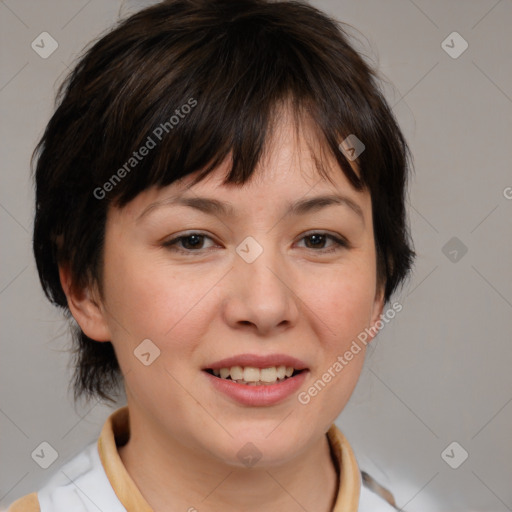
[101,242,217,366]
[102,253,169,338]
[302,258,377,349]
[296,259,376,419]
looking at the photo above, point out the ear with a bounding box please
[366,283,386,344]
[58,264,111,342]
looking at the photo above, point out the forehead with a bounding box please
[114,108,371,223]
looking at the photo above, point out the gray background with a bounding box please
[1,0,511,510]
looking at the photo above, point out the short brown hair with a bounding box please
[32,0,415,403]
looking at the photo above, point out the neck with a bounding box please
[118,412,339,512]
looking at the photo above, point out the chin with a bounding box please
[207,424,307,468]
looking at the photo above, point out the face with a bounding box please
[70,111,384,468]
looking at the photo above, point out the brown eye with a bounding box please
[298,232,348,253]
[163,233,216,254]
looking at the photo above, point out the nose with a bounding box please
[222,239,300,336]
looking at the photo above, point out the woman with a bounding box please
[9,0,414,510]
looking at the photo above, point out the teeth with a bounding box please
[210,365,297,384]
[230,365,244,380]
[260,367,278,383]
[243,367,260,382]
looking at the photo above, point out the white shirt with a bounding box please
[8,406,397,511]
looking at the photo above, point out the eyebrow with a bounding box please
[137,193,364,224]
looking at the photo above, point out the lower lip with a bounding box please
[203,370,309,406]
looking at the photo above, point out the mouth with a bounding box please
[201,353,310,406]
[203,366,306,386]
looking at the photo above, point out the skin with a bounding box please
[60,108,385,512]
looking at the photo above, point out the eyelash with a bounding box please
[162,231,349,255]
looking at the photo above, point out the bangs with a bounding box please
[105,94,362,207]
[58,0,383,209]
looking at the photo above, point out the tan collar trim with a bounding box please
[97,406,153,512]
[327,424,361,511]
[98,406,360,512]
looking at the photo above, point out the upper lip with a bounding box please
[203,353,309,371]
